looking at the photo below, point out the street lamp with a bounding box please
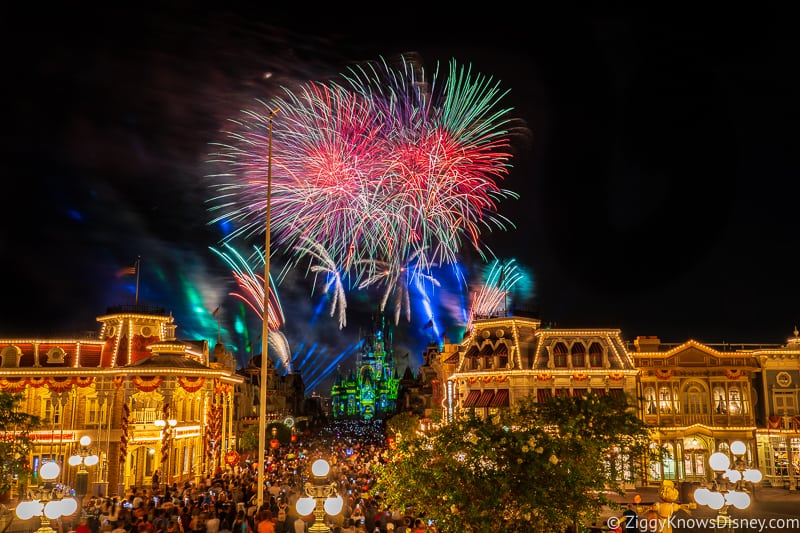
[154,411,178,492]
[295,458,343,533]
[693,440,763,531]
[68,436,99,498]
[257,106,279,510]
[15,462,79,533]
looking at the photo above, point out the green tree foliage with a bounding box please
[238,425,260,452]
[371,392,653,533]
[0,391,40,495]
[385,412,419,440]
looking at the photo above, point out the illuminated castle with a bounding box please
[330,316,401,420]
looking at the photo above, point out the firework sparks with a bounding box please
[208,53,523,328]
[293,237,348,330]
[466,258,523,332]
[209,243,285,331]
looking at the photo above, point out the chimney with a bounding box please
[634,335,660,352]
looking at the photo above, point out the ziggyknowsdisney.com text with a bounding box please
[607,514,800,532]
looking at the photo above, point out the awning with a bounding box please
[537,389,552,403]
[462,390,481,408]
[475,390,495,408]
[489,389,509,407]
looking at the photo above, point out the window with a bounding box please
[713,386,727,414]
[85,397,108,425]
[553,343,568,368]
[644,387,657,414]
[774,391,797,416]
[571,343,585,368]
[0,345,22,367]
[589,343,604,367]
[684,383,708,415]
[42,397,63,424]
[659,386,673,413]
[728,387,742,415]
[662,443,677,480]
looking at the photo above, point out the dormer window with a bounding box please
[46,347,67,364]
[0,345,22,367]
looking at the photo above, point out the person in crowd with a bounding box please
[622,503,639,533]
[233,511,252,533]
[76,517,92,533]
[256,510,275,533]
[206,511,221,533]
[291,515,307,533]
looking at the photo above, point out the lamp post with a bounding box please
[68,436,99,499]
[15,462,79,533]
[257,106,280,510]
[294,458,344,533]
[693,440,763,532]
[154,411,178,493]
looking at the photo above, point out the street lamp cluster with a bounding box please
[294,458,343,533]
[693,440,763,529]
[15,462,78,533]
[68,436,99,497]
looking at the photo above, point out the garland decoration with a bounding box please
[133,375,163,392]
[724,369,743,380]
[120,403,130,464]
[47,376,74,393]
[654,369,674,380]
[0,377,27,392]
[178,376,205,393]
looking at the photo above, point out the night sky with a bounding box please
[2,7,799,391]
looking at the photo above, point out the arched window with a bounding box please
[662,442,677,480]
[684,382,708,415]
[659,386,673,413]
[589,342,604,367]
[713,386,727,414]
[571,343,586,368]
[648,442,662,481]
[553,342,568,368]
[644,386,657,414]
[728,387,743,414]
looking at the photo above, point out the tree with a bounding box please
[385,411,419,441]
[238,425,260,452]
[0,391,40,533]
[0,391,40,496]
[371,392,654,533]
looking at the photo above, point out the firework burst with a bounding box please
[466,258,523,332]
[208,53,523,327]
[209,243,285,331]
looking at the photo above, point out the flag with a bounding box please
[116,262,137,277]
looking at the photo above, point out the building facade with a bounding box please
[0,304,242,497]
[435,314,800,489]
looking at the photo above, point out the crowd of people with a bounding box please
[70,420,435,533]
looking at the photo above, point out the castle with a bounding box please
[329,315,401,420]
